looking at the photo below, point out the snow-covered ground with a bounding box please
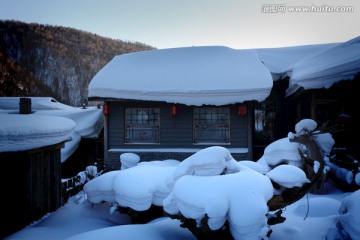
[5,119,360,240]
[4,187,354,240]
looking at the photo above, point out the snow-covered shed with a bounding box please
[88,46,273,168]
[0,107,75,238]
[0,97,104,238]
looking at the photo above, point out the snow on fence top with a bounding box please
[88,46,273,106]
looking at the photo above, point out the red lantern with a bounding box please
[103,104,111,116]
[238,105,247,117]
[170,105,178,117]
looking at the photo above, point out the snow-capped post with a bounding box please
[19,97,32,114]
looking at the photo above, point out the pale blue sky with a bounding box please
[1,0,359,49]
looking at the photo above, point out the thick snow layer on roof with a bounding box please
[286,36,360,96]
[256,43,337,80]
[0,114,75,152]
[0,97,103,138]
[0,97,75,110]
[0,97,103,160]
[88,46,273,106]
[255,36,360,96]
[34,107,103,138]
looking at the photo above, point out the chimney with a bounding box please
[19,97,32,114]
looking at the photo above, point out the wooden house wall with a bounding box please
[106,100,251,168]
[0,146,62,239]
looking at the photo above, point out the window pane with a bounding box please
[125,108,160,143]
[194,126,229,143]
[126,127,159,143]
[193,107,230,144]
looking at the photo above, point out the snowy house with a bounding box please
[0,97,104,175]
[254,36,360,158]
[0,97,104,238]
[88,46,273,168]
[0,105,75,238]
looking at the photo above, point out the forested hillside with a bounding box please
[0,20,154,106]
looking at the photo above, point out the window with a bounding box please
[125,108,160,144]
[193,107,230,144]
[254,101,276,144]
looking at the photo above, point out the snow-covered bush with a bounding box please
[163,164,273,239]
[83,119,342,239]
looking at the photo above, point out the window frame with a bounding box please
[192,107,231,145]
[124,107,160,144]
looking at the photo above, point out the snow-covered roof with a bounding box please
[256,35,360,96]
[88,46,273,106]
[0,97,103,161]
[0,97,75,111]
[88,37,360,103]
[285,36,360,96]
[0,114,75,152]
[255,43,337,81]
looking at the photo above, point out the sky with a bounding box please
[1,0,360,49]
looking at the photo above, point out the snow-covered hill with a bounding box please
[0,20,154,106]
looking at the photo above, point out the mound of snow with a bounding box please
[164,164,273,239]
[120,153,141,170]
[335,190,360,239]
[84,171,120,204]
[114,164,176,211]
[266,165,310,188]
[66,217,196,240]
[138,159,180,167]
[295,119,317,134]
[257,138,303,171]
[313,133,335,157]
[166,146,234,188]
[238,160,266,174]
[294,196,341,218]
